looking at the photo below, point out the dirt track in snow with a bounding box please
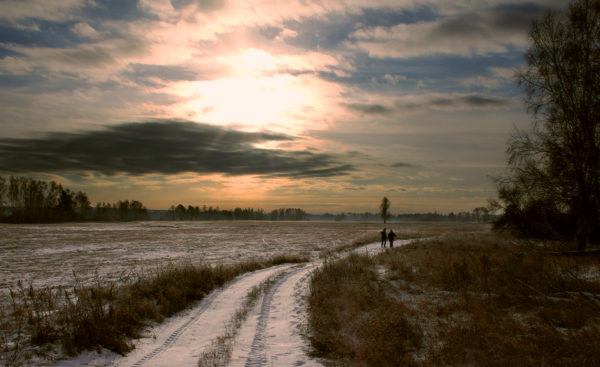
[55,241,403,367]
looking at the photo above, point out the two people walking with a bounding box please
[380,228,396,248]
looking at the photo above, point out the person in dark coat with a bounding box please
[380,228,387,248]
[388,229,396,248]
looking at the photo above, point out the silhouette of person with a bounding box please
[388,229,396,248]
[380,228,387,248]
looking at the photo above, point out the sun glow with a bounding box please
[232,49,279,76]
[188,74,307,130]
[164,49,343,134]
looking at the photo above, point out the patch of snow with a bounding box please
[230,263,320,367]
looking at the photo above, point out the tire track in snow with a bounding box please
[129,286,222,367]
[122,264,295,367]
[236,240,417,367]
[242,263,316,367]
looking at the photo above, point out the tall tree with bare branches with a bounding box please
[496,0,600,250]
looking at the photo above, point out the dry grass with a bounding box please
[308,230,600,366]
[0,255,307,366]
[318,221,484,258]
[308,253,422,367]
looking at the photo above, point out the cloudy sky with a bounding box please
[0,0,563,213]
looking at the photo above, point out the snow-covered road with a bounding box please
[229,263,316,367]
[54,240,411,367]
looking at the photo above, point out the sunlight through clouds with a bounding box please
[167,65,344,133]
[186,75,309,128]
[0,0,564,212]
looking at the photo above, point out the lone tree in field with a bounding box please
[495,0,600,250]
[380,196,391,224]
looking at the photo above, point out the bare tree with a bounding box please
[496,0,600,249]
[0,176,6,207]
[380,196,391,224]
[75,191,91,219]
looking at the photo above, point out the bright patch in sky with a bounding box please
[183,74,320,131]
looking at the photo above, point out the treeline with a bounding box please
[92,200,148,222]
[310,207,495,222]
[0,176,147,223]
[164,205,493,222]
[166,204,307,221]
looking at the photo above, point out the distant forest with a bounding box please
[0,176,148,223]
[157,208,492,222]
[166,204,307,221]
[308,210,492,222]
[0,176,492,223]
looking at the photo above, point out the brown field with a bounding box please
[308,229,600,366]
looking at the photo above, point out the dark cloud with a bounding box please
[82,0,155,21]
[0,46,21,59]
[319,50,523,94]
[358,6,438,27]
[284,15,354,50]
[258,25,284,40]
[0,19,86,48]
[429,98,454,108]
[428,95,507,109]
[430,2,548,40]
[53,37,146,67]
[0,73,46,89]
[344,94,508,117]
[283,2,543,55]
[342,103,392,115]
[392,162,419,168]
[344,186,366,191]
[284,5,438,50]
[121,63,198,87]
[0,121,354,178]
[459,95,507,107]
[489,3,550,32]
[433,16,489,38]
[170,0,225,12]
[270,164,354,178]
[55,46,115,66]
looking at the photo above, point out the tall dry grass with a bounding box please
[308,231,600,366]
[308,253,422,367]
[0,254,307,366]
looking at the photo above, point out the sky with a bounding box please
[0,0,564,214]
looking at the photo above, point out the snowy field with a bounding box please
[0,221,423,366]
[0,221,386,295]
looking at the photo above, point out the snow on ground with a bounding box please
[0,221,388,297]
[354,239,414,256]
[52,239,416,367]
[54,264,294,367]
[229,263,317,367]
